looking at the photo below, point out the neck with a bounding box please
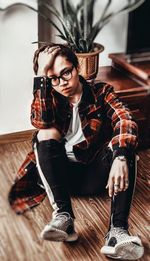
[69,82,83,104]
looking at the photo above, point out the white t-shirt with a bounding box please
[65,96,85,162]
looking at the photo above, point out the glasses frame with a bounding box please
[49,66,74,87]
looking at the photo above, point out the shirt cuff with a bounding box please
[112,147,134,160]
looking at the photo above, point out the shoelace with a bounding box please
[112,228,142,247]
[111,227,130,241]
[104,227,129,240]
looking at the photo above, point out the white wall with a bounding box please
[94,1,128,66]
[0,0,129,135]
[0,0,38,134]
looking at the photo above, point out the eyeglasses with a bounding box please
[49,66,74,87]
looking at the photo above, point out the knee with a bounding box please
[37,128,62,142]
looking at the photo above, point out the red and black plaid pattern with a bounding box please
[8,76,138,214]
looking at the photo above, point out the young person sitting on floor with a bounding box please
[9,44,144,260]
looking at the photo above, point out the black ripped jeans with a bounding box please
[34,138,136,230]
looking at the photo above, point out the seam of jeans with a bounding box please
[110,154,137,229]
[33,142,59,217]
[126,154,138,220]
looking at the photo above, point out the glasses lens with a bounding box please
[51,77,59,86]
[51,67,74,86]
[61,70,72,81]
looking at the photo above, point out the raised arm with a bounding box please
[30,46,60,129]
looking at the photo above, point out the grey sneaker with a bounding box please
[40,212,78,242]
[101,227,144,260]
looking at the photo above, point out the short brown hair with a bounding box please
[33,43,79,75]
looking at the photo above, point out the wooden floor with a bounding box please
[0,141,150,261]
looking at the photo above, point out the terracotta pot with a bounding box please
[76,43,104,80]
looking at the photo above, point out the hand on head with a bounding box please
[37,45,61,76]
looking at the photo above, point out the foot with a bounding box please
[100,227,144,260]
[40,212,78,242]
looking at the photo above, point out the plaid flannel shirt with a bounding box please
[8,76,138,214]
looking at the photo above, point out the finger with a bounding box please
[44,47,50,53]
[124,179,129,191]
[47,46,60,54]
[114,177,120,194]
[124,166,129,191]
[49,45,60,51]
[109,179,114,197]
[114,186,119,195]
[119,175,124,191]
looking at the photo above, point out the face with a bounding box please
[47,56,81,98]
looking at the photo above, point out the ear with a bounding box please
[76,64,80,73]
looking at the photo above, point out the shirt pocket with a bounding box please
[87,105,103,124]
[87,111,103,133]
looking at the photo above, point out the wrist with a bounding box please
[113,147,134,160]
[37,67,47,77]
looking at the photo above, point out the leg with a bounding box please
[66,144,112,196]
[66,146,136,229]
[66,146,144,259]
[109,153,137,230]
[101,154,144,259]
[33,128,78,241]
[34,128,74,218]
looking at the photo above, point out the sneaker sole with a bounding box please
[41,228,78,242]
[101,242,144,260]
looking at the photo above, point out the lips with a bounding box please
[62,87,71,92]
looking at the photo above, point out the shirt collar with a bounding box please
[79,75,96,105]
[51,75,96,106]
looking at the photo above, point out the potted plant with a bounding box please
[0,0,145,79]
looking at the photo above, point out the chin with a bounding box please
[61,93,70,97]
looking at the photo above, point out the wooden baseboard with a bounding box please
[0,129,36,144]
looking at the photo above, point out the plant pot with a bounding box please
[76,43,104,80]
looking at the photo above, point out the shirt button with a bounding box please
[25,168,28,172]
[67,114,71,118]
[97,113,101,117]
[40,83,43,87]
[41,78,44,82]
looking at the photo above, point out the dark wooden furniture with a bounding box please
[109,52,150,85]
[95,64,150,149]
